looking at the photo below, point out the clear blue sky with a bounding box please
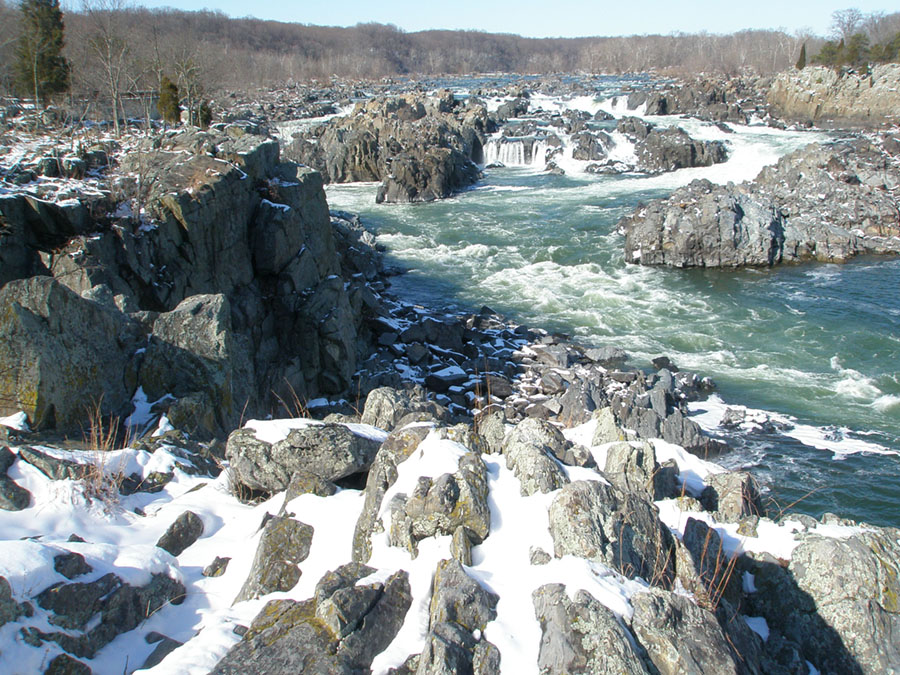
[120,1,898,38]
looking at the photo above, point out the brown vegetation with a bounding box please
[3,2,894,103]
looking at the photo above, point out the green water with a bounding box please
[326,120,900,527]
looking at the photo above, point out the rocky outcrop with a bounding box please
[769,64,900,126]
[226,423,382,496]
[533,583,649,674]
[414,559,500,674]
[235,515,314,602]
[548,480,675,586]
[389,451,491,558]
[214,564,411,673]
[26,572,185,659]
[617,117,728,174]
[630,588,755,674]
[623,75,770,124]
[286,91,488,203]
[501,417,572,496]
[622,136,900,267]
[748,527,900,674]
[0,276,140,430]
[0,127,385,436]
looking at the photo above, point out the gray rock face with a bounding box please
[674,518,741,611]
[630,588,747,675]
[0,126,377,438]
[415,559,500,675]
[429,559,498,634]
[361,386,446,431]
[30,573,185,659]
[390,452,491,557]
[226,423,382,495]
[592,407,626,445]
[287,93,487,204]
[0,446,30,511]
[139,294,248,438]
[704,471,763,522]
[502,418,571,496]
[760,528,900,674]
[533,583,650,675]
[352,423,433,563]
[156,510,205,556]
[769,64,900,124]
[617,117,728,174]
[548,480,674,586]
[604,441,671,500]
[235,515,314,603]
[622,138,900,268]
[0,276,139,430]
[213,565,412,674]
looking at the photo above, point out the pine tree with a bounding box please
[15,0,70,108]
[795,43,806,70]
[196,100,212,129]
[157,75,180,125]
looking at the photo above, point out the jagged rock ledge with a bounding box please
[620,132,900,267]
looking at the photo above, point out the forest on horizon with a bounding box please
[1,2,899,105]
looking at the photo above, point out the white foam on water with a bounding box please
[689,394,898,459]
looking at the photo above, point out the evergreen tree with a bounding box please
[795,43,807,70]
[196,100,212,129]
[14,0,70,108]
[157,74,180,125]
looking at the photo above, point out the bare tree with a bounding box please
[82,0,132,136]
[830,8,864,41]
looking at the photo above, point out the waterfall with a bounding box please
[485,137,549,167]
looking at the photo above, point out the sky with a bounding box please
[123,1,898,38]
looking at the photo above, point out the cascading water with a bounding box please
[484,137,530,166]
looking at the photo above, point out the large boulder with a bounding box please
[533,583,650,674]
[352,423,433,563]
[139,293,250,437]
[226,423,382,495]
[286,93,488,204]
[0,276,139,430]
[629,588,752,675]
[548,480,675,586]
[415,559,500,675]
[376,148,481,204]
[235,515,314,603]
[361,386,447,431]
[214,564,411,674]
[501,418,571,496]
[753,528,900,674]
[390,452,491,557]
[617,118,727,174]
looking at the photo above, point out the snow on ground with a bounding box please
[0,413,872,674]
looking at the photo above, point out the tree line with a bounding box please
[1,2,899,120]
[810,8,900,68]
